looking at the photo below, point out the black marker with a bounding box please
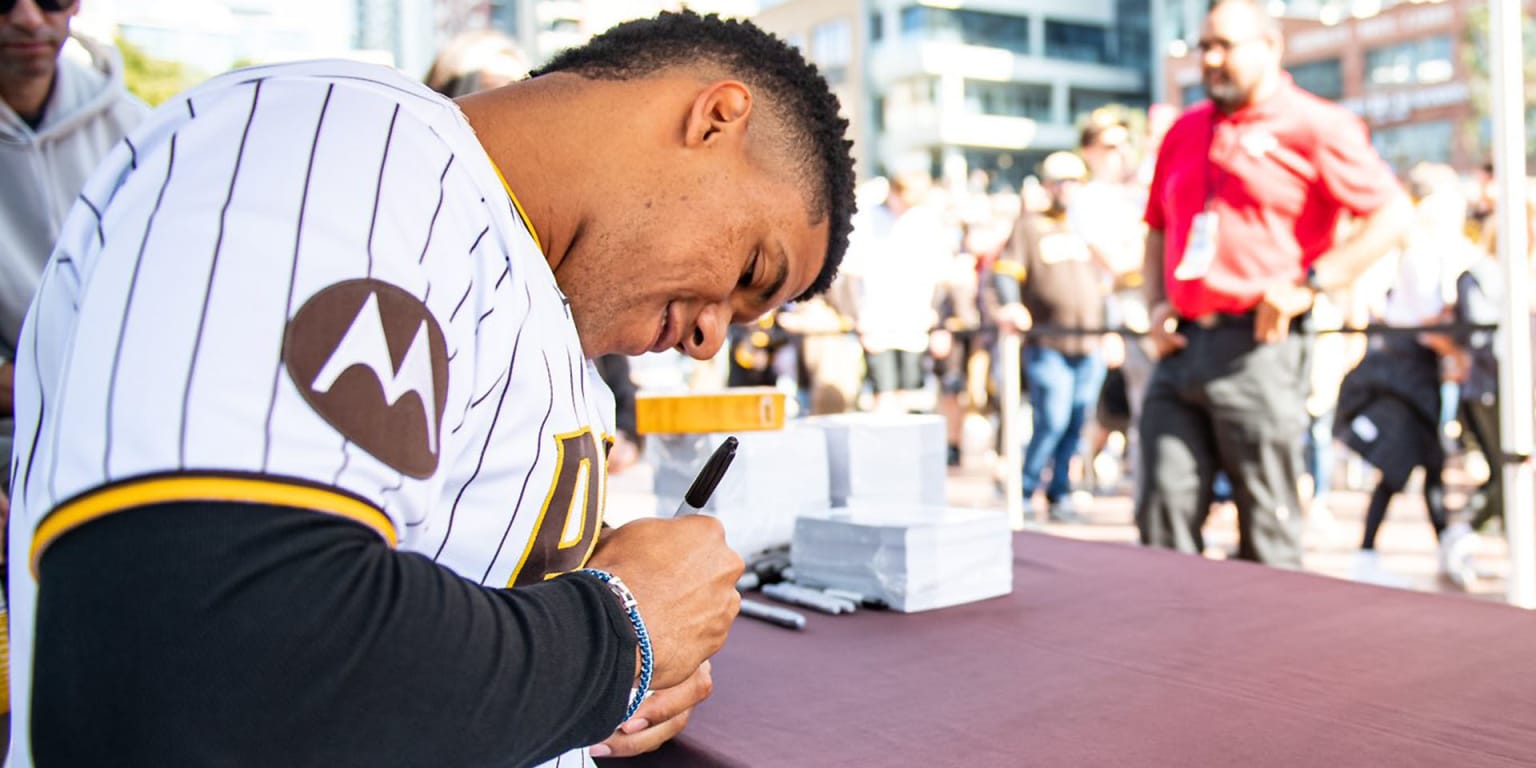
[675,436,738,517]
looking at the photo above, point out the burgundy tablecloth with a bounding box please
[605,532,1536,768]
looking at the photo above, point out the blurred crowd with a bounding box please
[672,104,1536,588]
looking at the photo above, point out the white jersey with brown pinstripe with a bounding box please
[6,61,614,768]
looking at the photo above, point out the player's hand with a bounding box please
[996,303,1032,335]
[1146,302,1187,359]
[586,517,742,690]
[1254,282,1314,344]
[589,660,713,759]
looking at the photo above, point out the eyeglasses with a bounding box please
[1196,36,1262,56]
[1,0,76,13]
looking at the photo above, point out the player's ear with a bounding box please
[684,81,752,148]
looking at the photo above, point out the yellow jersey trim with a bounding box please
[32,474,397,576]
[492,164,544,254]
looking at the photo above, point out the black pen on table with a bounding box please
[673,437,807,631]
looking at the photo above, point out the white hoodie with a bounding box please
[0,33,148,357]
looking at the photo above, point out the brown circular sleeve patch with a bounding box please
[284,279,450,478]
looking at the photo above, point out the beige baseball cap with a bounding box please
[1039,151,1088,183]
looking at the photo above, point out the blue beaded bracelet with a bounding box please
[578,568,652,722]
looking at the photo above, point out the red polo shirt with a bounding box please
[1145,75,1402,318]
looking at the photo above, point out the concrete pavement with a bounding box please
[941,465,1515,602]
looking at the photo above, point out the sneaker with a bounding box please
[1350,550,1411,589]
[1046,497,1086,524]
[1438,522,1480,589]
[946,444,962,467]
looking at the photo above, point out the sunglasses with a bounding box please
[1,0,75,13]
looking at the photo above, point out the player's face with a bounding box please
[1198,3,1278,112]
[0,0,76,83]
[557,165,829,361]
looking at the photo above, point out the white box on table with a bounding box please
[790,506,1013,613]
[801,413,947,508]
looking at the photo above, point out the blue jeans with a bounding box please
[1022,346,1106,503]
[1305,409,1335,499]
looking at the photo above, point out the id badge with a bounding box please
[1174,210,1219,281]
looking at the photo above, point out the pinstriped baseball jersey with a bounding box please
[6,61,615,768]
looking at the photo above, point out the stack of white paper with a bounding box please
[651,425,830,558]
[801,413,947,508]
[790,507,1013,613]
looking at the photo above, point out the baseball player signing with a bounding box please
[5,10,855,767]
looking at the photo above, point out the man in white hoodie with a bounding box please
[0,0,147,487]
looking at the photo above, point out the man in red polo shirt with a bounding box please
[1137,0,1411,567]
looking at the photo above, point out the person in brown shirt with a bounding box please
[994,151,1108,522]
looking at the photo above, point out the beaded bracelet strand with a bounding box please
[578,568,652,722]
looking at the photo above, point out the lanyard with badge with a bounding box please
[1173,115,1223,282]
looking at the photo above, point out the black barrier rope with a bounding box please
[770,321,1503,338]
[1004,321,1502,338]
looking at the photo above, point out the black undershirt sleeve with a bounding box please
[32,501,636,768]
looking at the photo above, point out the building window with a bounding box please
[1044,19,1108,64]
[1287,58,1343,100]
[487,0,518,34]
[888,77,940,111]
[899,5,1030,55]
[869,11,883,44]
[1165,0,1192,43]
[964,148,1043,193]
[813,19,852,67]
[1112,0,1152,68]
[1371,120,1453,173]
[963,80,1052,120]
[812,19,852,85]
[1364,35,1454,87]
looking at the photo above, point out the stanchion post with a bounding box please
[1488,0,1534,609]
[999,330,1026,530]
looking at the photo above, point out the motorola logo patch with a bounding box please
[285,279,449,478]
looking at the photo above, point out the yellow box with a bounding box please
[636,387,786,434]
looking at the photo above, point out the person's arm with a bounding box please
[36,502,636,767]
[1142,228,1166,309]
[1307,193,1414,294]
[1141,228,1186,358]
[1253,195,1413,344]
[1304,107,1416,296]
[1255,108,1414,344]
[991,216,1033,333]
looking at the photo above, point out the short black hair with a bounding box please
[533,10,856,300]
